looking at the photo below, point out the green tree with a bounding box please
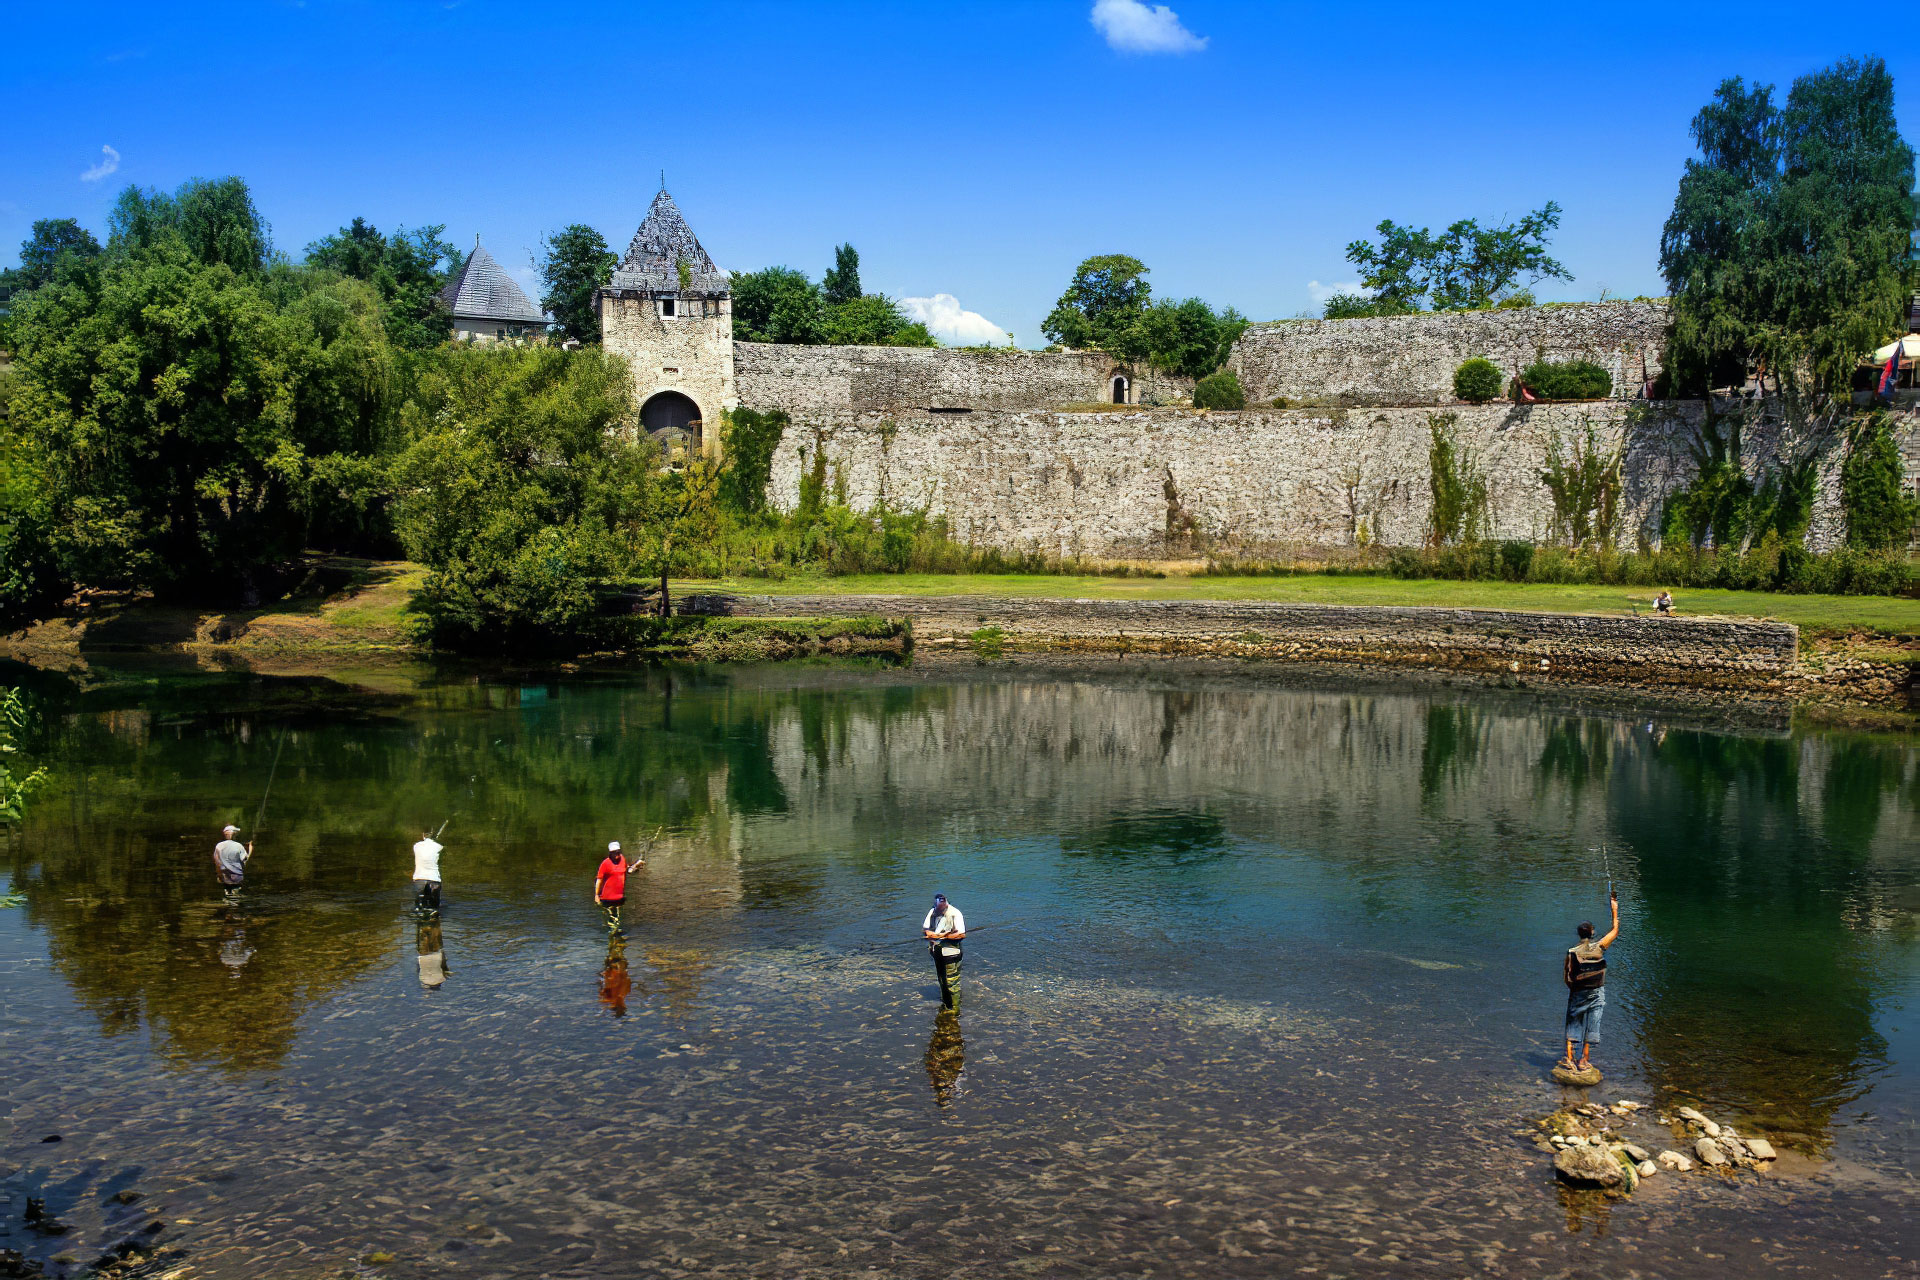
[1662,59,1916,398]
[1322,291,1416,319]
[8,219,102,292]
[1840,413,1918,550]
[8,190,395,594]
[621,455,721,617]
[1191,368,1246,410]
[732,267,824,344]
[307,217,463,351]
[535,224,617,345]
[1134,297,1237,378]
[822,243,862,306]
[110,177,271,275]
[1042,254,1151,351]
[1345,204,1569,311]
[392,345,643,646]
[822,294,937,347]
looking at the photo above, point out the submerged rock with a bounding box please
[1677,1106,1708,1126]
[1554,1144,1624,1188]
[1622,1142,1651,1163]
[1551,1064,1604,1087]
[1745,1138,1777,1161]
[1657,1149,1693,1172]
[1695,1137,1730,1168]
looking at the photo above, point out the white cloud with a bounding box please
[897,294,1009,346]
[1090,0,1207,54]
[1308,279,1364,305]
[80,145,120,183]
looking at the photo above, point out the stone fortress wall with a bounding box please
[758,401,1919,557]
[734,342,1189,414]
[1226,300,1670,407]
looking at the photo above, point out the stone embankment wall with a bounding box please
[734,343,1190,413]
[761,402,1913,556]
[682,594,1804,694]
[1228,300,1669,407]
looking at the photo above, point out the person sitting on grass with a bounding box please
[1653,590,1674,615]
[1560,889,1619,1074]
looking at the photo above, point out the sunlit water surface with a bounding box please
[2,657,1916,1278]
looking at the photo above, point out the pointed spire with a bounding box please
[438,240,544,323]
[610,189,727,295]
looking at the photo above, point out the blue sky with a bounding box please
[4,2,1915,345]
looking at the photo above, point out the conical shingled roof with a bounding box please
[438,241,546,324]
[610,190,728,296]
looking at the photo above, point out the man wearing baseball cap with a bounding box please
[213,825,252,896]
[594,841,642,933]
[922,893,966,1009]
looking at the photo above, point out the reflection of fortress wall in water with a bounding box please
[732,674,1915,1136]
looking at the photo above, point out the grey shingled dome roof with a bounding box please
[609,190,728,296]
[438,241,546,324]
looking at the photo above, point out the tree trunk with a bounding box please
[660,569,671,618]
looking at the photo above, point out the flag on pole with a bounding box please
[1879,340,1905,400]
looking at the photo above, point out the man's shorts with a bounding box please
[1566,987,1605,1044]
[598,897,624,907]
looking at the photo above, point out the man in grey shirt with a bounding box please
[213,824,252,892]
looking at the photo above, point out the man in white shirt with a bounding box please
[922,893,966,1009]
[213,825,251,895]
[412,831,445,915]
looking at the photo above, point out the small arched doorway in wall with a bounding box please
[641,391,703,454]
[1110,373,1130,404]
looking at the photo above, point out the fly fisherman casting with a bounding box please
[412,825,447,916]
[923,893,966,1009]
[1557,879,1621,1083]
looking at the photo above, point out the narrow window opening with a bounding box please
[661,298,676,318]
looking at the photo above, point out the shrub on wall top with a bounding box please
[1518,360,1611,401]
[1453,357,1503,403]
[1192,369,1247,410]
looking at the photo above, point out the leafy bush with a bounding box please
[1519,360,1611,401]
[1192,369,1246,410]
[1453,357,1503,403]
[1385,540,1912,596]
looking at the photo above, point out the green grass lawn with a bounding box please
[680,572,1920,635]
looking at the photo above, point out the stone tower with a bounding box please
[598,189,733,455]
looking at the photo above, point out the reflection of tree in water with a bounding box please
[924,1010,964,1108]
[1059,808,1228,865]
[1418,703,1487,801]
[1617,728,1904,1147]
[1536,717,1612,800]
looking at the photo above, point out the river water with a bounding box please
[1,656,1915,1278]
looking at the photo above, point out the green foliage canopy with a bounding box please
[1191,368,1246,410]
[1661,58,1916,397]
[536,224,617,345]
[1043,254,1152,351]
[822,243,861,306]
[732,266,825,344]
[1345,204,1570,312]
[306,217,463,351]
[1840,413,1919,550]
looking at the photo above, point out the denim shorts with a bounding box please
[1566,987,1605,1044]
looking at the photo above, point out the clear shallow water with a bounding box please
[1,657,1916,1278]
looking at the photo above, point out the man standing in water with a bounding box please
[213,825,251,896]
[412,830,445,916]
[594,841,640,932]
[1560,889,1620,1074]
[922,893,966,1010]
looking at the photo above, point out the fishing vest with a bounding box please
[928,910,963,962]
[1567,940,1606,990]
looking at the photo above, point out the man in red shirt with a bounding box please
[594,841,641,932]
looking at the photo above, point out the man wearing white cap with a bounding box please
[594,841,642,932]
[412,829,446,915]
[213,825,252,895]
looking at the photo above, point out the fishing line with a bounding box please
[251,729,288,836]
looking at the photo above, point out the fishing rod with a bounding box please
[433,816,452,841]
[250,729,288,838]
[1602,843,1613,899]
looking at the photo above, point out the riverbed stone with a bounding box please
[1554,1144,1624,1188]
[1744,1138,1777,1161]
[1637,1159,1658,1177]
[1657,1150,1693,1172]
[1695,1138,1730,1168]
[1551,1064,1603,1087]
[1677,1106,1709,1126]
[1623,1142,1651,1163]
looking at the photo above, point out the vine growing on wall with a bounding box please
[1426,413,1488,547]
[718,408,788,514]
[1539,420,1625,549]
[1660,406,1818,551]
[1840,411,1918,549]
